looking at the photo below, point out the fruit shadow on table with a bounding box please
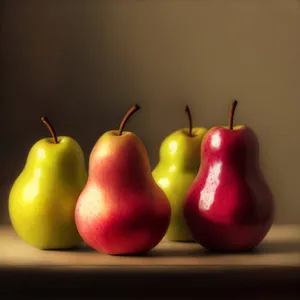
[53,238,299,256]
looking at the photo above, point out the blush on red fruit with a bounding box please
[75,105,171,255]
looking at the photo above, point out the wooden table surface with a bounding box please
[0,225,299,299]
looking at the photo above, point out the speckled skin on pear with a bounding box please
[9,136,87,249]
[152,127,207,242]
[75,131,171,255]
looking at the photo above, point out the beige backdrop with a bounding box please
[1,0,300,224]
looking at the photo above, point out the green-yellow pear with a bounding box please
[9,116,87,249]
[152,106,207,242]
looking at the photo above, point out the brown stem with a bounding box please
[229,100,238,130]
[41,116,58,144]
[118,104,140,136]
[185,105,193,136]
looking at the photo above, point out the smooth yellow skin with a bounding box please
[152,127,207,241]
[9,136,87,249]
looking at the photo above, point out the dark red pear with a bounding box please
[184,100,274,252]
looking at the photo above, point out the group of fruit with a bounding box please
[8,100,274,255]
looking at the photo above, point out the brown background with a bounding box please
[1,0,300,225]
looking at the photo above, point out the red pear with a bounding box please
[75,105,171,255]
[184,100,274,252]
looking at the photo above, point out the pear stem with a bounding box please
[229,100,238,130]
[185,105,193,137]
[118,104,140,136]
[41,116,58,144]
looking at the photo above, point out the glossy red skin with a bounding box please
[184,126,274,252]
[75,132,171,255]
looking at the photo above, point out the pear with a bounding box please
[152,106,207,241]
[184,100,274,252]
[75,105,171,255]
[9,117,87,249]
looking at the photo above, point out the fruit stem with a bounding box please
[118,104,140,136]
[41,116,58,144]
[229,100,238,130]
[185,105,193,137]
